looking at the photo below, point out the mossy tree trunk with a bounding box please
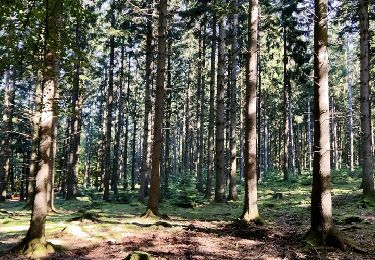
[241,0,259,222]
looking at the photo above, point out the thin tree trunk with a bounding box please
[205,10,216,199]
[112,44,126,195]
[307,96,312,172]
[139,1,154,200]
[228,0,239,201]
[0,70,13,202]
[66,20,82,200]
[103,6,115,201]
[215,0,227,203]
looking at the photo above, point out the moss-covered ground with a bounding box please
[0,170,374,259]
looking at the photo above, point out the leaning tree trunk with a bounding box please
[15,0,59,255]
[359,0,374,196]
[144,0,167,217]
[214,0,227,203]
[241,0,260,222]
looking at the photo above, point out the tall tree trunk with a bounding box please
[242,0,259,222]
[140,1,154,200]
[17,0,59,252]
[215,0,227,203]
[144,0,167,217]
[196,22,205,193]
[66,20,82,200]
[83,110,93,189]
[205,11,216,199]
[0,70,13,202]
[307,96,313,172]
[112,44,126,195]
[26,72,43,207]
[163,38,172,194]
[103,6,115,201]
[228,0,239,201]
[282,11,290,181]
[307,0,347,247]
[124,51,131,190]
[359,0,374,195]
[346,39,354,172]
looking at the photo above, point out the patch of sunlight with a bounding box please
[65,225,90,238]
[76,196,92,202]
[48,238,63,245]
[0,225,29,232]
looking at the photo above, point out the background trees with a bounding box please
[0,0,373,256]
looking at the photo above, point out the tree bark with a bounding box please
[0,70,13,202]
[307,0,339,246]
[103,5,115,201]
[359,0,374,195]
[242,0,259,222]
[66,19,82,200]
[140,1,154,200]
[228,0,239,201]
[214,0,227,203]
[17,0,59,253]
[144,0,167,216]
[112,44,126,195]
[26,72,43,207]
[205,10,216,199]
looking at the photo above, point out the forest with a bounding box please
[0,0,374,259]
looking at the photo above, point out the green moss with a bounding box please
[124,251,151,260]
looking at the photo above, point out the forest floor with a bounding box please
[1,170,375,260]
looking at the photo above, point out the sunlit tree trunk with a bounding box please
[17,0,59,252]
[26,72,43,206]
[242,0,259,222]
[215,0,227,203]
[140,0,154,201]
[228,0,239,201]
[112,44,125,195]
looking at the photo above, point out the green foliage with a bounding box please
[169,173,205,209]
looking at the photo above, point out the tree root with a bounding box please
[141,209,159,219]
[305,227,367,254]
[140,209,170,220]
[11,238,55,258]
